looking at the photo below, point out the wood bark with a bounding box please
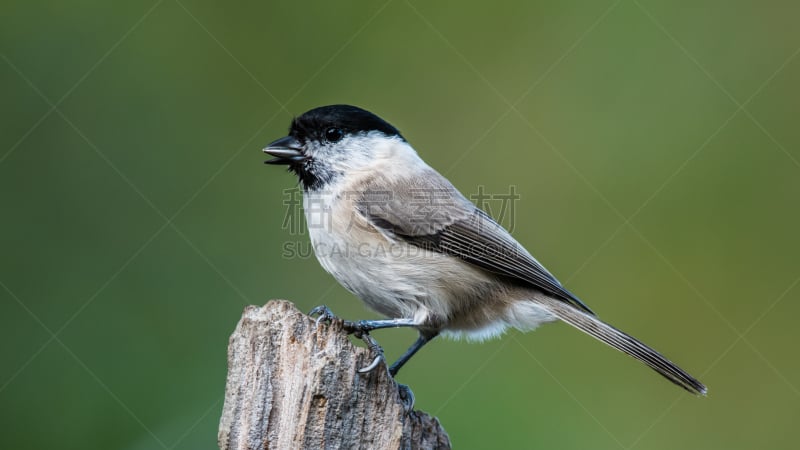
[218,300,451,450]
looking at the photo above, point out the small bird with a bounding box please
[263,104,706,396]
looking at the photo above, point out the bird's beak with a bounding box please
[263,136,307,165]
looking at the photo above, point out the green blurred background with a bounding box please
[2,1,799,449]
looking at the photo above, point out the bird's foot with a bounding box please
[396,383,415,413]
[352,330,387,374]
[308,305,338,326]
[309,307,388,374]
[308,308,381,342]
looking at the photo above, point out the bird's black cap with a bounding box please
[289,105,405,142]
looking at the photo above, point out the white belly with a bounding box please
[302,190,556,340]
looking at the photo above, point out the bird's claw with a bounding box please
[358,354,383,374]
[354,330,387,374]
[397,383,415,413]
[308,305,337,327]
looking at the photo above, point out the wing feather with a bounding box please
[357,171,595,315]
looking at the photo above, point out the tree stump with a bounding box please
[218,300,451,450]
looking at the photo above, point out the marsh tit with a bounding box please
[263,104,706,395]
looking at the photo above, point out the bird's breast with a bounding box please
[302,189,492,322]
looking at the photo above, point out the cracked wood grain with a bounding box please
[218,300,451,450]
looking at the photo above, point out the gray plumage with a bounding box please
[264,104,707,395]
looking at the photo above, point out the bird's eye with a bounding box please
[325,127,344,143]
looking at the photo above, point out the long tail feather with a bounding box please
[541,299,707,395]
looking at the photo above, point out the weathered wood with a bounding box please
[218,300,451,450]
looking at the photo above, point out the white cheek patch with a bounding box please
[318,134,418,178]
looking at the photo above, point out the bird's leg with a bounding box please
[342,318,418,334]
[389,331,438,377]
[342,319,417,374]
[308,307,410,373]
[387,331,437,412]
[313,316,425,373]
[309,307,418,333]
